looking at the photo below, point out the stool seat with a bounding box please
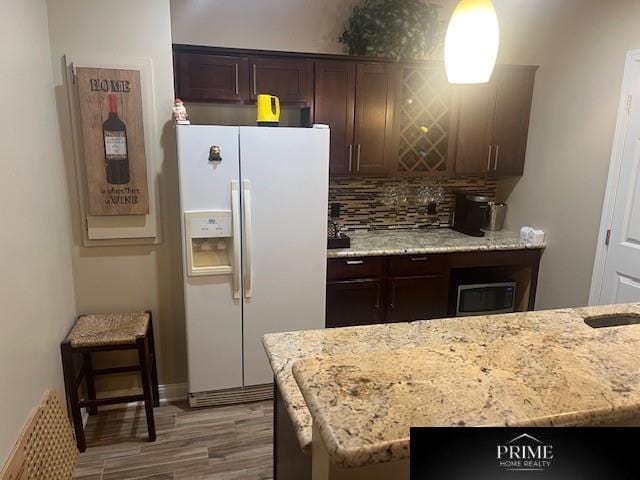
[66,312,150,348]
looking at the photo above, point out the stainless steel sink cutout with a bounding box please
[583,313,640,328]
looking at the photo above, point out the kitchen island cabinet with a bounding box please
[265,303,640,480]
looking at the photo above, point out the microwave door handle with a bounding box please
[242,180,254,298]
[231,181,242,299]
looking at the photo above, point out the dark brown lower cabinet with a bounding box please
[326,278,384,328]
[386,275,448,323]
[325,249,542,328]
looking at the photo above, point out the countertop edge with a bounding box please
[262,336,313,454]
[327,242,545,258]
[292,351,640,469]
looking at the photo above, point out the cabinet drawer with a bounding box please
[388,254,450,276]
[327,257,385,281]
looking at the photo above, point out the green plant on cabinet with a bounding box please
[339,0,444,60]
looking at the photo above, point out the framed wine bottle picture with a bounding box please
[76,67,150,215]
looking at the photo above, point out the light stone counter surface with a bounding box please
[264,227,544,455]
[327,228,544,258]
[263,304,640,462]
[289,304,640,468]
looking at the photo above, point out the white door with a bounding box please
[239,127,329,386]
[176,125,244,393]
[593,53,640,304]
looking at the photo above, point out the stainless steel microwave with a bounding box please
[456,282,516,316]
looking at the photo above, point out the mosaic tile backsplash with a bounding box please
[329,176,498,231]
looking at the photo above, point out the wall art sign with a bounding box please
[76,67,149,215]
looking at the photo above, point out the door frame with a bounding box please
[589,49,640,305]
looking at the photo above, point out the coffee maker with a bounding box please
[453,193,489,237]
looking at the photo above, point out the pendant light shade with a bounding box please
[444,0,500,84]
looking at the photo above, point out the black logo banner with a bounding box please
[411,427,639,479]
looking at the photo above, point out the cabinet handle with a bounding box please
[234,64,239,95]
[375,282,381,310]
[252,64,257,96]
[390,283,396,309]
[348,144,353,172]
[345,260,364,265]
[356,144,361,172]
[410,257,429,262]
[487,145,493,171]
[494,145,500,171]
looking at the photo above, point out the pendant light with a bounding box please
[444,0,500,84]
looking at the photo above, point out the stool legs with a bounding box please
[147,312,160,407]
[61,314,160,452]
[83,353,98,415]
[137,336,157,442]
[61,342,87,452]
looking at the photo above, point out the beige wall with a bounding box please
[170,0,359,54]
[174,0,639,311]
[46,0,185,389]
[0,0,77,463]
[169,0,542,63]
[30,0,637,405]
[500,0,640,309]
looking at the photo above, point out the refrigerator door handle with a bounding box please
[231,181,242,299]
[242,179,254,298]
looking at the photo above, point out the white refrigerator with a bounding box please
[176,125,329,407]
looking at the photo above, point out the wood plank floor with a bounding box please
[73,400,273,480]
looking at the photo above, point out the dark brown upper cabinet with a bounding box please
[172,45,537,178]
[175,53,249,102]
[453,66,537,176]
[490,68,536,175]
[315,61,397,177]
[314,61,356,175]
[249,57,313,104]
[353,63,397,176]
[389,66,456,176]
[452,80,496,174]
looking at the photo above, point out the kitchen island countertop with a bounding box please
[290,303,640,468]
[327,228,544,258]
[264,303,640,466]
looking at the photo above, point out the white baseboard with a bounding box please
[81,382,188,426]
[158,382,189,404]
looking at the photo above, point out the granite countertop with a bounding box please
[327,228,544,258]
[288,304,640,468]
[263,228,544,455]
[264,322,431,454]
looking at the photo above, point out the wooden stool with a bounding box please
[60,311,159,452]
